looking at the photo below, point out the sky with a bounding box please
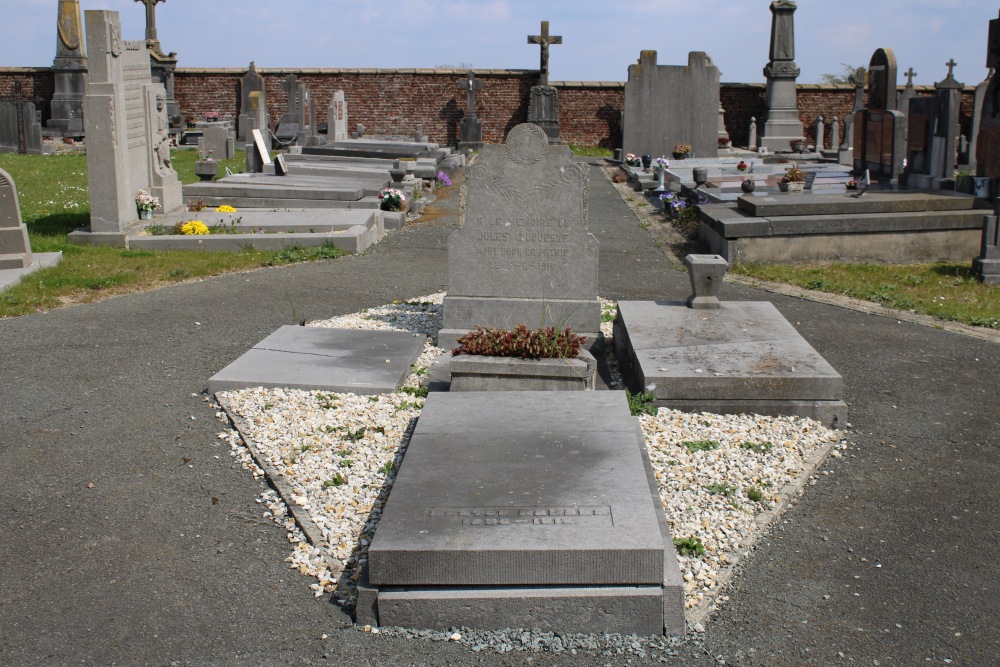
[1,0,997,86]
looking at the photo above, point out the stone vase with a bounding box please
[741,178,756,194]
[194,159,219,182]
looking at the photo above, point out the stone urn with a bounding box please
[194,159,219,182]
[790,139,806,153]
[741,178,756,194]
[692,167,708,187]
[684,254,729,309]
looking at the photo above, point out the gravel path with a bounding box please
[2,160,998,665]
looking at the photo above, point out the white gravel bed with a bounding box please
[214,293,847,627]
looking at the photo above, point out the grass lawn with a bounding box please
[732,261,1000,329]
[0,149,346,318]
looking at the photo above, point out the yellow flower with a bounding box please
[180,220,210,235]
[216,205,237,213]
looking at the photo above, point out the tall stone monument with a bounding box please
[46,0,88,137]
[526,21,562,144]
[78,10,181,236]
[758,0,804,152]
[134,0,180,132]
[237,62,269,143]
[457,71,484,150]
[326,90,348,142]
[439,123,600,350]
[976,10,1000,181]
[623,50,721,159]
[907,59,963,189]
[853,48,906,183]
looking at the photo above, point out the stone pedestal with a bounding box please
[974,214,1000,285]
[527,86,561,144]
[684,254,728,309]
[758,1,804,152]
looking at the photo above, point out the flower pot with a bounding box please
[138,208,154,220]
[449,350,597,392]
[194,160,219,182]
[779,181,805,193]
[741,178,756,194]
[791,141,805,153]
[672,152,688,160]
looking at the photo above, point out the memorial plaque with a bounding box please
[865,115,884,162]
[908,113,928,152]
[442,123,600,342]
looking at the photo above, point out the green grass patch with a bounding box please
[682,439,720,453]
[746,486,766,503]
[0,152,350,318]
[732,261,1000,329]
[673,536,706,557]
[568,145,613,158]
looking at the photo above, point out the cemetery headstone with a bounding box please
[275,74,301,144]
[326,90,348,142]
[238,62,269,143]
[0,85,43,156]
[46,0,88,137]
[973,208,1000,284]
[976,10,1000,180]
[967,69,993,172]
[246,128,272,173]
[0,167,34,269]
[202,125,235,159]
[623,50,721,159]
[839,66,866,165]
[908,60,964,189]
[853,48,906,183]
[440,123,600,350]
[80,10,181,234]
[247,90,268,143]
[526,21,562,144]
[758,0,805,152]
[457,71,484,150]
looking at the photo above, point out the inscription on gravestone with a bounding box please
[441,123,600,346]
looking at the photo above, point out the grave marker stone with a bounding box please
[247,90,268,142]
[275,74,301,144]
[80,10,182,234]
[326,90,348,142]
[0,87,43,156]
[238,62,269,142]
[202,124,235,159]
[457,72,484,150]
[46,0,88,137]
[623,50,721,159]
[440,123,600,350]
[758,0,804,151]
[967,69,993,172]
[976,10,1000,180]
[973,209,1000,284]
[853,48,906,183]
[0,168,34,269]
[839,66,866,165]
[526,21,562,144]
[908,60,964,189]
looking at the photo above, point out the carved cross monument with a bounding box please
[904,67,918,87]
[457,71,485,149]
[526,21,563,144]
[528,20,562,87]
[135,0,164,43]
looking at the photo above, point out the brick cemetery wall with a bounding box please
[1,66,977,150]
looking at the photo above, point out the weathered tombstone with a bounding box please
[439,123,600,350]
[237,61,269,143]
[301,89,322,147]
[839,66,866,165]
[457,71,484,150]
[758,0,804,152]
[973,209,1000,284]
[245,128,272,173]
[0,168,34,269]
[247,90,268,143]
[977,10,1000,181]
[908,60,964,189]
[966,69,993,171]
[202,125,235,159]
[853,48,906,183]
[831,116,840,153]
[0,94,43,156]
[526,21,562,144]
[623,50,721,159]
[326,90,348,142]
[78,10,181,235]
[274,74,301,144]
[46,0,88,137]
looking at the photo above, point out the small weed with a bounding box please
[368,396,380,402]
[323,473,346,487]
[381,461,395,475]
[704,482,736,497]
[638,221,651,229]
[166,267,191,279]
[317,393,337,410]
[343,427,366,443]
[410,365,429,376]
[263,402,273,410]
[299,444,310,453]
[746,486,766,503]
[339,459,353,468]
[401,386,429,398]
[120,249,155,258]
[740,441,773,453]
[335,449,352,458]
[673,536,706,557]
[397,400,422,411]
[683,440,720,452]
[600,303,618,323]
[626,390,657,417]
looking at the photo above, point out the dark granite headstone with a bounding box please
[853,48,906,182]
[440,123,600,350]
[977,11,1000,179]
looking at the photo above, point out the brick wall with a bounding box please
[0,66,978,150]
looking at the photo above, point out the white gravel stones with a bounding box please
[215,293,848,628]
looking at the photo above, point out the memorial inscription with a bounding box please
[428,506,614,527]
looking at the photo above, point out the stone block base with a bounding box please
[449,350,597,391]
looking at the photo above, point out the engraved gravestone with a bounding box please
[0,167,34,269]
[237,61,269,142]
[326,90,348,142]
[976,10,1000,179]
[440,123,600,350]
[853,48,906,182]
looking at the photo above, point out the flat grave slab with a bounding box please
[614,301,846,427]
[144,208,378,233]
[364,391,684,635]
[738,191,978,217]
[208,326,425,395]
[0,252,62,292]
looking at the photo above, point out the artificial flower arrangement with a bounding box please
[378,188,406,212]
[436,171,452,188]
[845,179,858,190]
[205,111,221,122]
[672,143,693,156]
[737,160,750,172]
[135,190,160,212]
[655,156,670,169]
[780,164,805,183]
[625,152,642,167]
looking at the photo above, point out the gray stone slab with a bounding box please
[0,252,62,293]
[182,179,366,202]
[614,301,843,402]
[449,350,597,392]
[151,208,378,233]
[207,327,426,395]
[369,391,666,587]
[737,191,977,217]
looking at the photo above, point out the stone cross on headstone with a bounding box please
[458,71,483,119]
[134,0,164,43]
[945,59,958,80]
[904,67,918,87]
[527,21,562,87]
